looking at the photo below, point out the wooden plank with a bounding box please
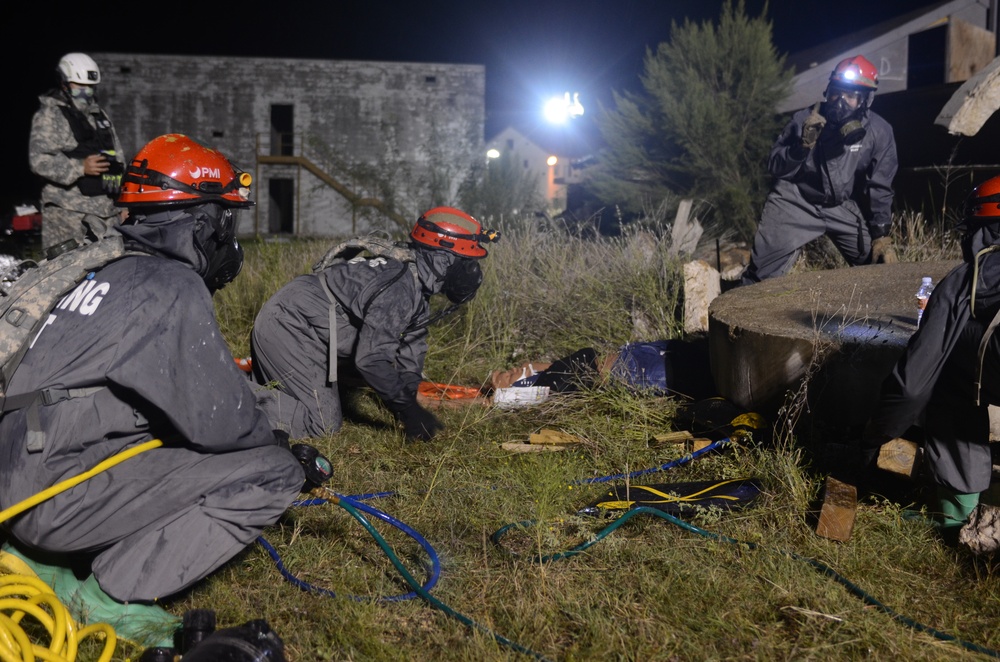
[816,476,857,543]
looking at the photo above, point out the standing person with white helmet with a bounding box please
[741,55,899,284]
[29,52,125,254]
[251,207,499,441]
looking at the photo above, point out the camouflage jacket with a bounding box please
[28,89,123,217]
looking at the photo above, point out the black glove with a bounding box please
[396,402,443,442]
[273,429,291,449]
[291,443,333,491]
[800,102,826,151]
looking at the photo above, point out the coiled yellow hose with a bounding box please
[0,439,163,661]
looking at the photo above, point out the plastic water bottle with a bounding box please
[916,276,934,328]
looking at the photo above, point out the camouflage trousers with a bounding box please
[41,204,120,254]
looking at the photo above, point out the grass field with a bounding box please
[13,215,1000,661]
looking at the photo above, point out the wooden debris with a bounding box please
[500,442,567,453]
[691,438,714,452]
[876,438,921,479]
[652,430,695,445]
[816,476,857,543]
[528,429,580,446]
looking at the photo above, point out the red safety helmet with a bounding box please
[116,134,253,209]
[409,207,499,258]
[829,55,879,91]
[965,176,1000,220]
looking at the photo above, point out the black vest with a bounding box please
[54,91,120,197]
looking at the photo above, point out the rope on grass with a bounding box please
[492,506,1000,659]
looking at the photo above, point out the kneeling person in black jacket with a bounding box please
[0,134,307,647]
[251,207,497,441]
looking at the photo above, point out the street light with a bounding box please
[543,92,584,124]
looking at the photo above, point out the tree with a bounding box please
[458,151,542,225]
[590,0,792,241]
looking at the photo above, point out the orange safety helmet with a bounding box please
[965,176,1000,220]
[829,55,879,91]
[116,134,253,209]
[409,207,499,258]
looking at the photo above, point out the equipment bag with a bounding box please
[580,478,764,517]
[0,237,135,410]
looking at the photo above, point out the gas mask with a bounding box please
[442,258,483,304]
[67,85,95,109]
[194,205,244,292]
[824,88,867,145]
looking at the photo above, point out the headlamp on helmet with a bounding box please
[116,134,254,209]
[409,207,500,258]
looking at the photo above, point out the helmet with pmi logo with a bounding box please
[116,134,254,209]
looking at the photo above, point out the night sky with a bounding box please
[0,0,946,210]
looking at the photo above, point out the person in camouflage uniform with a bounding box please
[29,53,125,254]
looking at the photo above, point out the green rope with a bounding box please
[494,506,1000,659]
[333,497,551,661]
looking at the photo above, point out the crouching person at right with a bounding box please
[0,134,306,648]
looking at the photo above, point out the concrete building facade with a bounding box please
[91,53,485,238]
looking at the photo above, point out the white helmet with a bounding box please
[57,53,100,85]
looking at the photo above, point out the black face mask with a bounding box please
[442,258,483,304]
[193,205,245,292]
[204,237,244,292]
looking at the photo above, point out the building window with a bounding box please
[270,104,294,157]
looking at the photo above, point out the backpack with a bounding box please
[311,233,419,383]
[0,236,137,413]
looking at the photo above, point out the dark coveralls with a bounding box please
[0,216,304,602]
[742,106,898,284]
[251,248,458,439]
[863,222,1000,495]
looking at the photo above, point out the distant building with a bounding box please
[484,123,596,217]
[92,53,485,238]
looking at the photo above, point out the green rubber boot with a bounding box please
[70,574,180,649]
[1,542,179,649]
[930,486,980,544]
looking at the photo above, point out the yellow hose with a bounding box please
[0,439,163,661]
[0,440,163,526]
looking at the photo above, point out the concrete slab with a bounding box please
[708,261,961,431]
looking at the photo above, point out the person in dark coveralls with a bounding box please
[29,53,126,253]
[0,134,305,646]
[741,55,898,284]
[860,176,1000,541]
[251,207,497,441]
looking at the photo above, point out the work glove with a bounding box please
[291,443,334,491]
[870,236,897,264]
[101,156,124,196]
[800,102,826,152]
[396,402,443,442]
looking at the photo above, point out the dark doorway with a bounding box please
[268,179,294,234]
[270,104,294,156]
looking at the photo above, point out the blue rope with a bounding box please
[259,492,440,602]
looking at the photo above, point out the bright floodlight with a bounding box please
[486,148,500,159]
[546,155,558,166]
[543,92,585,124]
